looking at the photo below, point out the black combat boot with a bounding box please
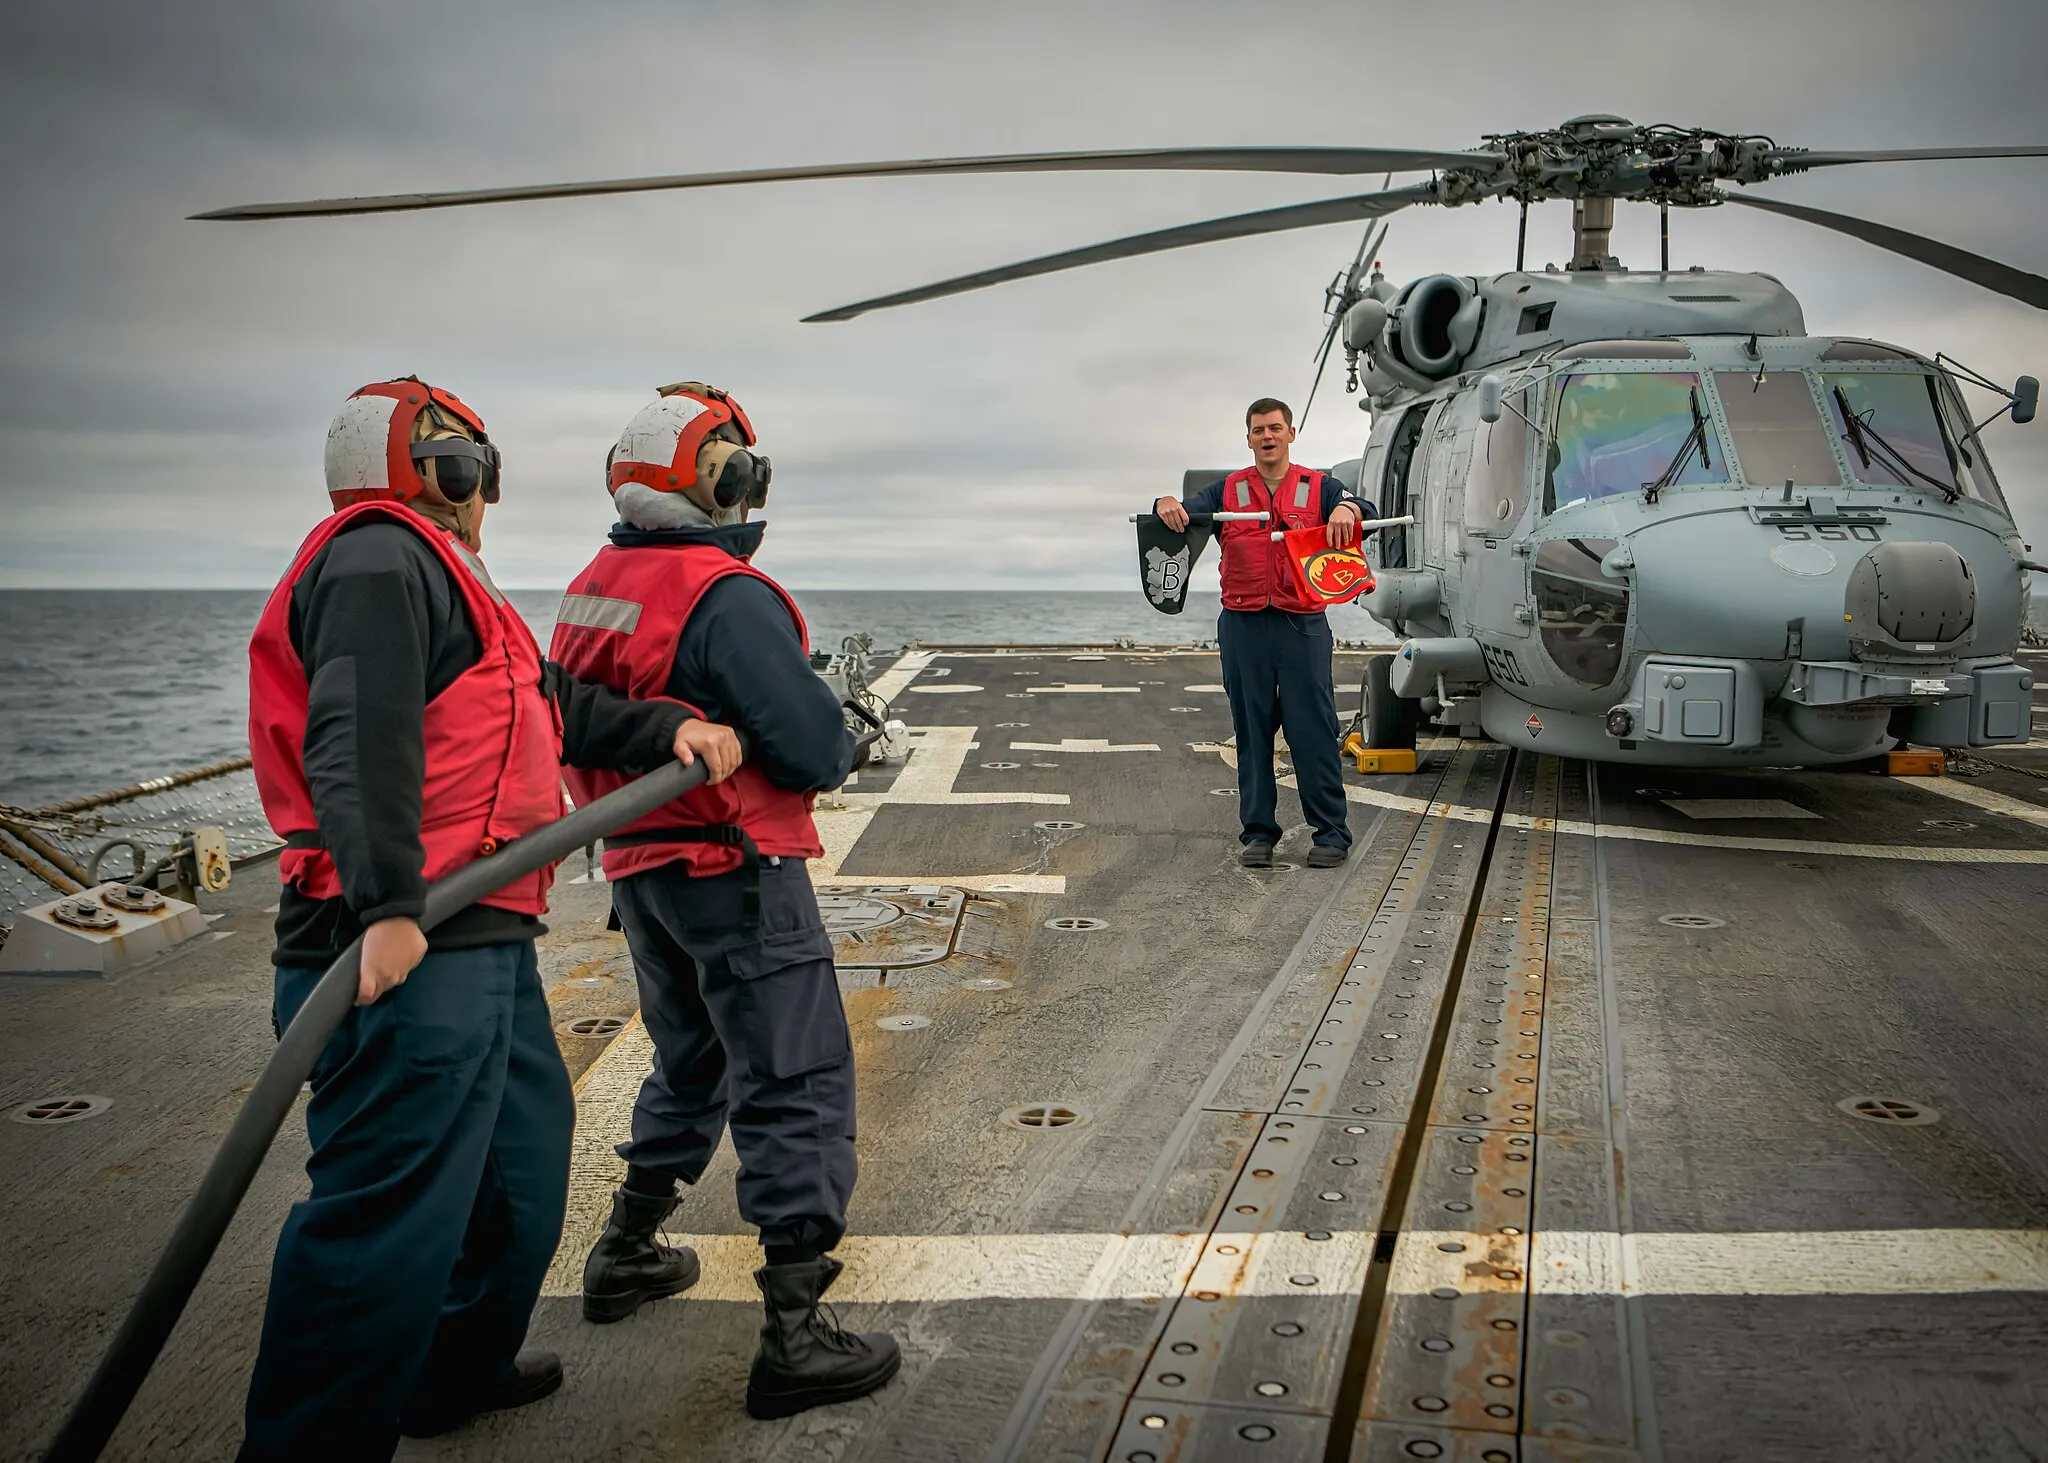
[581,1187,700,1323]
[745,1255,902,1419]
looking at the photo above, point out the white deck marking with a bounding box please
[1183,683,1226,693]
[807,727,1066,893]
[906,684,985,694]
[840,728,1069,808]
[1317,777,2048,864]
[866,649,938,703]
[1662,798,1821,820]
[1899,772,2048,828]
[1026,683,1141,693]
[1532,1228,2048,1297]
[543,1212,2048,1302]
[1009,739,1160,753]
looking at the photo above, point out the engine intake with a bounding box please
[1385,274,1484,378]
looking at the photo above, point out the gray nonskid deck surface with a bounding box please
[1,647,2044,1462]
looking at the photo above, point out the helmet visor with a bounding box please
[410,439,501,503]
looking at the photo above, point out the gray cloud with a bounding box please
[3,0,2045,590]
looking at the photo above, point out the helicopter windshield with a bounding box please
[1820,372,1960,495]
[1546,371,1730,510]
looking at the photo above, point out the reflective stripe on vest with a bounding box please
[555,592,643,633]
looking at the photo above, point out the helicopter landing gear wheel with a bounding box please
[1358,654,1419,750]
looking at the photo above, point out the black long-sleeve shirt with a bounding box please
[272,521,688,967]
[607,521,856,794]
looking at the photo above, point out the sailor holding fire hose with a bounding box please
[549,383,901,1419]
[240,379,735,1460]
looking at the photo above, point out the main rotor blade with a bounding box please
[1782,144,2048,170]
[803,184,1434,323]
[192,146,1486,221]
[1726,194,2048,310]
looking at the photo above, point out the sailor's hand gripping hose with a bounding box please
[41,755,717,1463]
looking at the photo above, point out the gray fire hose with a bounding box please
[42,755,715,1463]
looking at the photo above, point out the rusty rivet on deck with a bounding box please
[1503,1187,1525,1197]
[1483,1452,1513,1463]
[1413,1396,1450,1412]
[1305,1230,1332,1241]
[1288,1274,1318,1286]
[1487,1373,1515,1387]
[1157,1373,1184,1386]
[1239,1424,1278,1442]
[1235,1204,1258,1214]
[1272,1321,1305,1337]
[1491,1318,1518,1331]
[1406,1443,1444,1459]
[1445,1201,1472,1212]
[1451,1164,1477,1174]
[1344,1125,1367,1134]
[1484,1404,1515,1418]
[1140,1414,1168,1429]
[1438,1242,1466,1253]
[1253,1168,1275,1177]
[1255,1381,1288,1397]
[1421,1337,1453,1352]
[1331,1156,1357,1166]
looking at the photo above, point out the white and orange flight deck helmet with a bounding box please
[606,381,771,529]
[323,377,502,510]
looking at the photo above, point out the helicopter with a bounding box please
[201,114,2048,767]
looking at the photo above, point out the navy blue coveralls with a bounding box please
[1179,473,1372,852]
[605,521,860,1255]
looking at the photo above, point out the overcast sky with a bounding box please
[2,0,2044,591]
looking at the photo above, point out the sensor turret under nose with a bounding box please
[1843,541,1976,659]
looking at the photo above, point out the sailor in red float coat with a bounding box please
[237,380,730,1463]
[1152,397,1372,869]
[552,383,900,1421]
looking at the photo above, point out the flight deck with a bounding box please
[4,644,2046,1462]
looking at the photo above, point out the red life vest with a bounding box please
[1215,465,1329,613]
[549,542,823,880]
[248,501,567,915]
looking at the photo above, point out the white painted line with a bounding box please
[1323,778,2048,865]
[867,649,938,704]
[1026,683,1141,694]
[1532,1228,2048,1297]
[840,727,1070,807]
[906,684,984,694]
[1662,798,1821,821]
[1010,739,1160,753]
[1898,772,2048,828]
[816,873,1065,894]
[543,1219,2048,1302]
[1184,683,1226,693]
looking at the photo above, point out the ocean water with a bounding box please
[0,589,1395,810]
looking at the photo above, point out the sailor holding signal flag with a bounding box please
[240,378,734,1460]
[1149,396,1377,869]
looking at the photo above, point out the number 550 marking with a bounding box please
[1778,524,1881,542]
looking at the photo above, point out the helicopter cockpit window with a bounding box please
[1821,372,1961,496]
[1713,372,1842,488]
[1531,537,1629,689]
[1467,388,1529,533]
[1545,371,1729,511]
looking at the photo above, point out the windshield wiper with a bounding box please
[1831,386,1959,502]
[1641,386,1711,504]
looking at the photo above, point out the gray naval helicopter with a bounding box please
[203,115,2048,767]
